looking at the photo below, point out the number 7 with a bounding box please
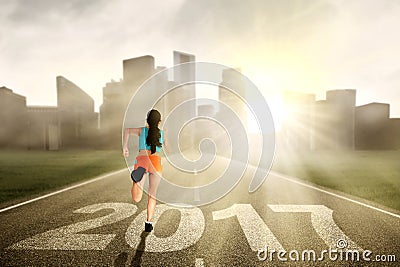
[268,205,362,250]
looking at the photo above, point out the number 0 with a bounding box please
[125,204,205,252]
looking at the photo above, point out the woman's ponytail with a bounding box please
[146,109,162,154]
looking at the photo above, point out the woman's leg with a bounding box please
[146,172,161,222]
[131,174,146,203]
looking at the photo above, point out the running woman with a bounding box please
[122,109,167,232]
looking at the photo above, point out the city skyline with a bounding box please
[1,0,400,117]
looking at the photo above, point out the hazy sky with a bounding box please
[1,0,399,117]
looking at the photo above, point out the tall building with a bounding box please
[99,79,125,147]
[355,103,400,150]
[100,56,156,147]
[2,52,399,152]
[173,51,195,83]
[166,51,196,150]
[281,89,356,150]
[123,55,155,99]
[0,77,98,150]
[27,106,59,150]
[57,76,98,148]
[166,51,196,113]
[325,89,356,150]
[101,53,198,149]
[218,68,248,131]
[390,118,400,149]
[0,87,27,148]
[152,66,168,118]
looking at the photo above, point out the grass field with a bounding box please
[1,149,399,212]
[272,149,400,211]
[0,150,125,206]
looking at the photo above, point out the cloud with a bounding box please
[0,0,399,116]
[169,0,338,45]
[5,0,109,24]
[0,0,185,108]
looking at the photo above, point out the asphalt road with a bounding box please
[0,158,399,267]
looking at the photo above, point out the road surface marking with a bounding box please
[271,171,400,220]
[269,204,362,250]
[213,204,284,251]
[0,169,126,214]
[8,203,136,250]
[125,204,205,252]
[195,258,204,267]
[6,202,365,253]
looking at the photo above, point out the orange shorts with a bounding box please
[134,155,162,174]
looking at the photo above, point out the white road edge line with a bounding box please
[0,169,126,214]
[2,166,398,220]
[271,171,400,219]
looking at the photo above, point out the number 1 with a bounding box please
[212,204,283,252]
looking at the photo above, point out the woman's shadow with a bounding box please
[114,231,149,267]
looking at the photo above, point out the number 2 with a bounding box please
[8,203,137,250]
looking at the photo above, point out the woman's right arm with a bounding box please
[122,128,141,157]
[162,129,172,155]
